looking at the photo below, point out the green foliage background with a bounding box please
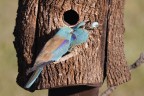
[0,0,143,96]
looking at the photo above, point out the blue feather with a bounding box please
[25,26,73,88]
[73,21,85,29]
[25,67,43,88]
[52,40,70,61]
[69,21,89,50]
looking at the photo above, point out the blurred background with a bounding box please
[0,0,143,96]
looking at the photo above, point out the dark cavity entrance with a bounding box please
[63,9,79,25]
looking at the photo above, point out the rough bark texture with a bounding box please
[13,0,131,93]
[13,0,38,87]
[106,0,131,86]
[35,0,108,90]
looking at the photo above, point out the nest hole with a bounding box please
[63,9,79,25]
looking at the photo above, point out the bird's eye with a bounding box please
[79,26,84,28]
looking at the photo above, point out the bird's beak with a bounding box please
[83,20,91,29]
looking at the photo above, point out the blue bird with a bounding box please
[25,27,73,88]
[70,21,99,48]
[69,21,99,50]
[69,21,89,50]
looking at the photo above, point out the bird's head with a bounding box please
[73,21,86,29]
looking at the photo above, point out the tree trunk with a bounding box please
[13,0,131,95]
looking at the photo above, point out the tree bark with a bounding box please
[106,0,131,86]
[35,0,107,89]
[13,0,38,88]
[13,0,131,95]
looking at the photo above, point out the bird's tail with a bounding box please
[26,61,54,75]
[25,67,43,88]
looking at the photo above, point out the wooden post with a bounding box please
[13,0,131,95]
[49,86,99,96]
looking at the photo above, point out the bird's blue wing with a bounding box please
[70,28,88,47]
[25,39,70,89]
[51,39,70,61]
[25,26,72,89]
